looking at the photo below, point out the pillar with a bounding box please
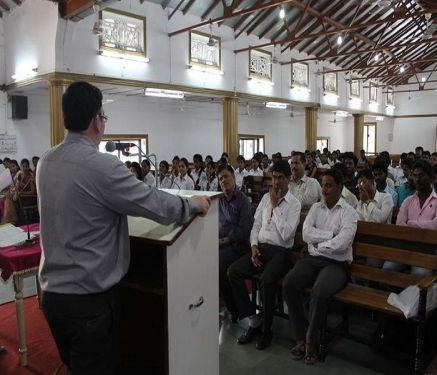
[223,96,239,163]
[353,113,364,157]
[305,107,318,151]
[48,78,71,146]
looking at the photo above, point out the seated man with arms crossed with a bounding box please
[288,152,321,211]
[228,160,301,350]
[217,164,253,322]
[283,169,358,365]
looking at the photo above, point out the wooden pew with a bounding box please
[250,221,437,374]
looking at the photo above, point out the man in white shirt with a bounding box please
[356,168,393,224]
[331,163,358,209]
[228,160,301,350]
[288,152,322,211]
[283,169,358,365]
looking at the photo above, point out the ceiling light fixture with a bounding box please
[144,88,184,99]
[336,35,343,45]
[279,7,285,19]
[421,76,426,82]
[400,66,405,73]
[374,53,380,62]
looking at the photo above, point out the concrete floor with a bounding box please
[219,311,412,375]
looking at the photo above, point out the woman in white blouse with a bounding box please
[171,157,195,190]
[200,161,218,191]
[248,156,263,177]
[157,160,173,189]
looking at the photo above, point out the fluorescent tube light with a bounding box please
[144,88,184,99]
[266,102,287,109]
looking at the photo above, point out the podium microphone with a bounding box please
[105,141,136,152]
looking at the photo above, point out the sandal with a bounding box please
[304,344,318,365]
[290,342,305,360]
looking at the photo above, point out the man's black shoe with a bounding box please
[237,326,261,345]
[256,330,273,350]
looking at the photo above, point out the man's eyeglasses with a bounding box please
[98,113,108,123]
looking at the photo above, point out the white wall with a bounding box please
[0,18,4,85]
[3,0,58,84]
[317,113,354,152]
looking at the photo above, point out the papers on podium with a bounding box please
[0,224,29,247]
[0,167,12,192]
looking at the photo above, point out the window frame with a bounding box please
[100,134,149,164]
[238,133,265,160]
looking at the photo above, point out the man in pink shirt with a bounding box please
[384,160,437,275]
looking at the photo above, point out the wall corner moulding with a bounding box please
[98,8,148,63]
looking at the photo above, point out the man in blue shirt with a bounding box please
[373,160,398,206]
[217,164,253,322]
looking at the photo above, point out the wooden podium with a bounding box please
[118,191,221,375]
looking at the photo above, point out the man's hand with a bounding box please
[359,185,370,204]
[192,195,211,216]
[251,245,262,267]
[270,187,281,208]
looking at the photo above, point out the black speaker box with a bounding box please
[11,95,28,120]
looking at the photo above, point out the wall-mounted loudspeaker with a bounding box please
[11,95,28,120]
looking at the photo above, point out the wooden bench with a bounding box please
[249,220,437,374]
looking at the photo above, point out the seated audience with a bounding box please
[288,152,321,210]
[234,155,249,189]
[205,155,213,164]
[318,153,331,169]
[343,152,358,197]
[171,155,180,178]
[261,154,270,172]
[217,165,253,322]
[283,169,358,365]
[228,160,301,350]
[32,156,40,174]
[305,153,317,178]
[157,160,173,189]
[172,157,195,190]
[141,159,156,187]
[356,169,393,223]
[396,159,416,207]
[384,160,437,276]
[200,161,218,191]
[358,149,367,168]
[430,152,437,167]
[415,146,424,160]
[247,154,263,176]
[130,162,143,181]
[372,160,398,206]
[15,159,37,197]
[192,154,206,190]
[331,163,358,209]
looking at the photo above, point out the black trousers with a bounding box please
[41,288,120,375]
[219,244,249,317]
[228,243,293,333]
[282,255,348,345]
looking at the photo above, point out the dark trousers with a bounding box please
[219,244,248,316]
[41,288,120,375]
[282,255,348,345]
[228,243,293,333]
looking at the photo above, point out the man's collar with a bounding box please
[65,131,98,149]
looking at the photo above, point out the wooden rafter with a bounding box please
[169,0,294,37]
[0,0,10,12]
[168,0,184,20]
[161,0,171,9]
[183,0,196,15]
[201,0,220,20]
[234,9,428,54]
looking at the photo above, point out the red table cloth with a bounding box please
[0,223,41,282]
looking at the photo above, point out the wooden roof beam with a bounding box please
[182,0,196,15]
[201,0,220,20]
[169,0,294,37]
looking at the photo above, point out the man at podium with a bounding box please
[36,81,211,375]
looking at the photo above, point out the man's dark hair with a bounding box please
[141,159,151,167]
[3,157,10,163]
[62,81,103,132]
[217,164,235,176]
[400,158,414,170]
[372,160,388,175]
[415,146,424,153]
[221,152,229,158]
[343,152,358,166]
[32,156,39,162]
[323,168,343,186]
[20,158,30,166]
[331,162,348,178]
[291,151,306,163]
[193,154,203,163]
[413,159,432,176]
[356,168,374,181]
[272,160,291,177]
[275,152,282,159]
[423,150,431,157]
[172,155,180,162]
[237,155,245,162]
